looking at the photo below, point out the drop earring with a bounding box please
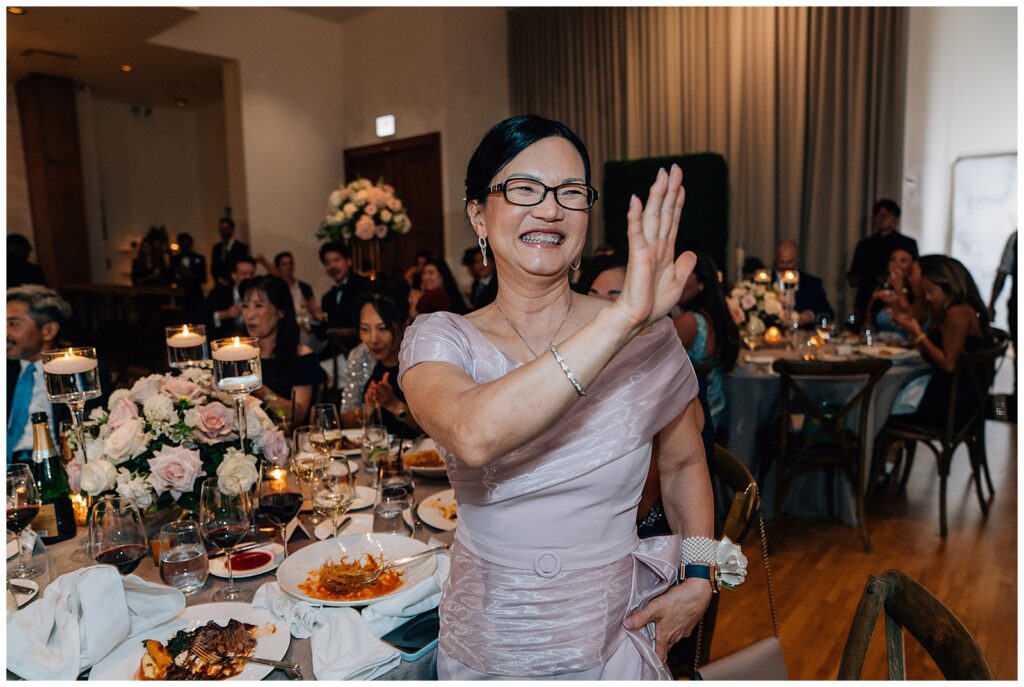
[478,235,489,267]
[571,255,582,271]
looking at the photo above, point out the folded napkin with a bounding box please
[361,550,450,636]
[6,565,185,680]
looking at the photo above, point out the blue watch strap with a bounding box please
[683,563,713,581]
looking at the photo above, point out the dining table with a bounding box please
[7,451,454,681]
[723,339,932,525]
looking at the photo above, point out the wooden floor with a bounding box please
[710,396,1017,678]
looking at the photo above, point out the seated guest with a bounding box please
[863,247,916,334]
[462,245,497,310]
[339,285,422,437]
[847,198,919,325]
[130,235,169,286]
[410,257,468,316]
[892,256,993,428]
[673,252,740,432]
[241,276,325,426]
[575,252,628,301]
[7,234,46,288]
[404,249,436,286]
[7,286,110,464]
[210,216,250,286]
[204,255,256,339]
[318,241,370,330]
[773,239,833,326]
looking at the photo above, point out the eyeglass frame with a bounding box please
[487,177,600,211]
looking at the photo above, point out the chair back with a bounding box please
[838,570,993,680]
[772,358,892,459]
[945,330,1008,444]
[712,444,760,543]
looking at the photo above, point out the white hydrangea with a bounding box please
[80,459,117,495]
[143,392,177,425]
[115,468,154,510]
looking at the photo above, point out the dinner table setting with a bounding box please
[6,329,458,682]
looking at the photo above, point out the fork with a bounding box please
[192,644,303,679]
[338,543,449,585]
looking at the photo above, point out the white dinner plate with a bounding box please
[314,513,375,540]
[403,438,447,477]
[325,459,361,475]
[276,534,435,607]
[209,543,284,579]
[858,345,920,360]
[415,489,458,531]
[88,602,289,681]
[745,355,777,365]
[348,485,376,511]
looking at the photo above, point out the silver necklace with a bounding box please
[495,292,574,359]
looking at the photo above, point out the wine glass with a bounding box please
[199,476,252,602]
[41,347,101,484]
[313,462,355,539]
[361,404,389,477]
[257,463,303,557]
[742,318,766,352]
[311,404,345,461]
[158,520,209,595]
[165,324,210,370]
[292,426,330,526]
[211,337,262,451]
[7,464,43,579]
[90,496,148,575]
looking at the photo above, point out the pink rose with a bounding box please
[260,429,289,466]
[374,224,388,239]
[160,376,205,403]
[188,401,236,443]
[354,214,375,241]
[66,460,82,494]
[107,396,139,430]
[363,202,379,217]
[740,294,757,311]
[147,445,205,499]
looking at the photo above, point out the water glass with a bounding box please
[375,455,414,534]
[361,405,389,473]
[165,324,210,370]
[159,520,209,595]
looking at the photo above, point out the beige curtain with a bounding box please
[509,6,907,315]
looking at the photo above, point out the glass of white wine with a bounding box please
[291,426,330,525]
[313,462,355,539]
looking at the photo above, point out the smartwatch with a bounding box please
[681,563,719,593]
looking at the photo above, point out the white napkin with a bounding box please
[361,551,450,637]
[6,565,185,680]
[252,583,401,680]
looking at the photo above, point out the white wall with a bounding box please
[901,6,1017,254]
[76,97,228,284]
[7,83,35,245]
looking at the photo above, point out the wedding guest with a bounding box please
[210,216,250,286]
[462,244,497,310]
[318,241,370,330]
[6,286,110,463]
[847,198,919,325]
[241,276,325,426]
[399,115,713,678]
[130,235,169,286]
[404,248,436,286]
[273,251,323,328]
[988,230,1017,346]
[204,255,255,339]
[862,247,915,334]
[7,234,46,288]
[772,239,833,326]
[168,232,207,311]
[410,257,468,316]
[575,252,628,301]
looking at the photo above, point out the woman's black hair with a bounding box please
[681,252,740,373]
[240,275,300,366]
[357,280,412,335]
[464,115,592,204]
[918,255,991,332]
[417,258,469,315]
[574,252,629,295]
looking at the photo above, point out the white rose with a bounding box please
[328,190,343,207]
[80,459,118,496]
[108,388,130,407]
[88,407,108,422]
[716,536,748,588]
[379,209,393,222]
[216,448,259,494]
[342,202,358,218]
[103,418,149,464]
[143,393,177,424]
[129,374,164,404]
[244,397,274,439]
[763,298,782,315]
[115,468,154,510]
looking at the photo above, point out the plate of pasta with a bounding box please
[276,534,436,607]
[402,438,447,477]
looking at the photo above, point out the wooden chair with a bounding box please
[772,358,892,552]
[838,570,993,679]
[876,331,1008,537]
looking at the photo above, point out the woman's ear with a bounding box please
[467,200,486,236]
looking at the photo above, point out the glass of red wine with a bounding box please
[7,464,44,579]
[199,475,252,602]
[90,496,148,575]
[257,462,303,558]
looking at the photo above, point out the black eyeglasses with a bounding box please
[488,177,599,211]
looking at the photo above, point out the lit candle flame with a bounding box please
[233,336,240,346]
[182,324,190,335]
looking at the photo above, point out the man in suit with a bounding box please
[7,234,46,288]
[847,199,919,325]
[318,242,370,330]
[7,285,109,464]
[168,232,207,311]
[773,240,834,327]
[203,255,256,339]
[210,217,250,286]
[462,245,497,310]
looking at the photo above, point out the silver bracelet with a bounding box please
[680,536,717,566]
[549,343,586,397]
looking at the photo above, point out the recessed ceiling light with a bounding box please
[8,7,26,15]
[175,98,188,108]
[119,64,134,73]
[80,84,93,93]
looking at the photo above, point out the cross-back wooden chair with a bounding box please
[772,357,892,552]
[838,570,993,679]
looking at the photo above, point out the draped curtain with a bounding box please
[509,7,907,315]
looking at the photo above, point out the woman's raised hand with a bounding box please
[612,164,697,332]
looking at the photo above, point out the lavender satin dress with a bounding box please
[398,313,698,679]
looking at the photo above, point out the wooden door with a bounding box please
[343,133,443,276]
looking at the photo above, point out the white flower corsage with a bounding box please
[716,536,748,589]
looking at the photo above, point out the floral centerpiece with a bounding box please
[726,280,785,331]
[317,177,412,243]
[69,367,288,512]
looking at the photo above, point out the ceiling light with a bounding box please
[175,98,187,108]
[80,84,93,93]
[376,114,395,138]
[119,64,134,73]
[8,7,25,15]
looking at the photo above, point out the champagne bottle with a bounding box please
[30,412,77,544]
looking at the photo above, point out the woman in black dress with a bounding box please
[241,276,325,426]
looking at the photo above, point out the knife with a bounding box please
[208,539,275,560]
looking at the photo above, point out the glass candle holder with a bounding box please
[165,324,209,370]
[211,337,262,451]
[42,347,101,473]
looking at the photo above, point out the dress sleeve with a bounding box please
[398,312,472,390]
